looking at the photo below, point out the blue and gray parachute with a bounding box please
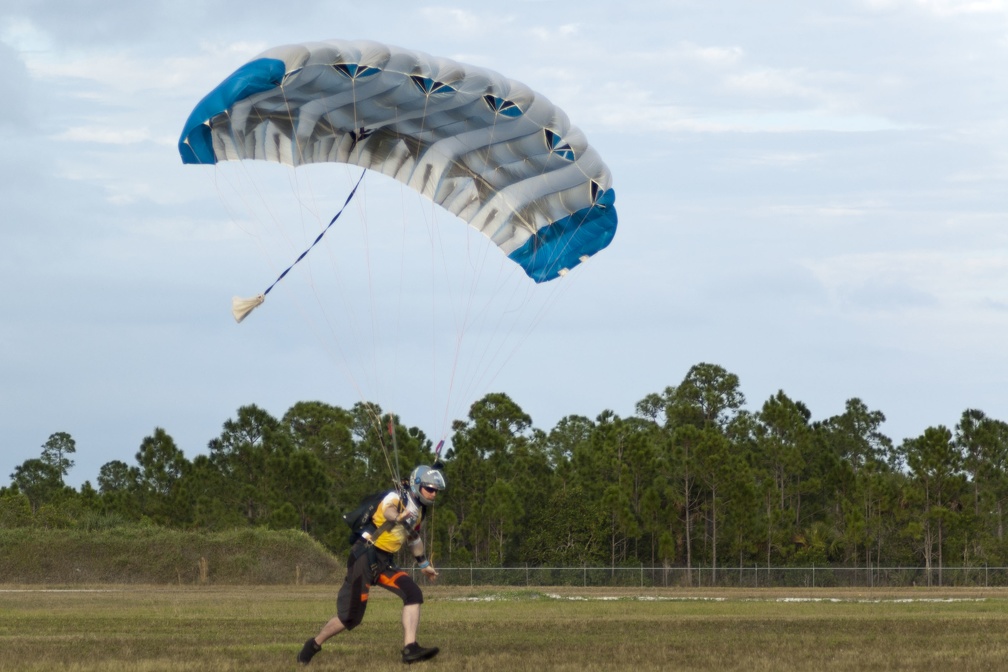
[178,39,617,284]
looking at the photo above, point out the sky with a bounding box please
[2,0,1007,488]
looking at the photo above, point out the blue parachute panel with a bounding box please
[508,188,617,283]
[178,58,288,165]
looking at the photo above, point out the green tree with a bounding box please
[448,392,536,564]
[723,411,761,567]
[978,420,1008,545]
[269,449,332,533]
[522,485,606,565]
[284,401,356,472]
[899,426,965,585]
[692,425,748,582]
[541,415,594,489]
[207,404,292,525]
[8,432,79,515]
[134,427,190,525]
[40,432,76,479]
[754,390,818,564]
[96,459,140,520]
[10,459,63,514]
[668,363,746,429]
[0,489,33,527]
[953,409,1008,562]
[591,412,655,569]
[179,454,244,529]
[348,401,406,489]
[283,401,364,521]
[821,398,894,567]
[956,409,988,518]
[678,365,746,580]
[484,479,524,564]
[645,364,746,580]
[668,423,701,578]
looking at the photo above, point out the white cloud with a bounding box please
[805,249,1008,314]
[547,33,923,134]
[418,7,511,38]
[0,16,51,51]
[529,22,581,41]
[757,202,874,217]
[724,68,822,99]
[864,0,1008,16]
[53,126,154,145]
[681,43,746,67]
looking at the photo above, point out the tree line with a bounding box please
[4,362,1008,579]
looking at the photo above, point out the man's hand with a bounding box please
[420,564,439,582]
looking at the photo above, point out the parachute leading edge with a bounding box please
[178,40,617,283]
[178,58,287,166]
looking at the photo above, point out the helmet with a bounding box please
[409,465,447,506]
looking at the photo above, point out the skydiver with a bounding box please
[297,465,447,665]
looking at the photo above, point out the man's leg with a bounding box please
[377,570,438,663]
[402,602,420,646]
[298,545,372,665]
[315,615,347,644]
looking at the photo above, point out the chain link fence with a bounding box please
[411,565,1008,588]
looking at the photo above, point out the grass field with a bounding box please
[2,585,1007,671]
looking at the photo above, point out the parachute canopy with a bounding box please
[178,39,617,282]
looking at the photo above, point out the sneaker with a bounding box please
[297,638,321,665]
[402,642,439,663]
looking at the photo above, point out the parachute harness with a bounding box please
[373,413,447,569]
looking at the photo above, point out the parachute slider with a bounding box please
[232,294,265,323]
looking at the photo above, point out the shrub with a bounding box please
[0,527,341,584]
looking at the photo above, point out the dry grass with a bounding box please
[2,585,1007,671]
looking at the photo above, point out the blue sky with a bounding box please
[2,1,1007,487]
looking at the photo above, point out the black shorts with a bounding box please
[336,540,424,630]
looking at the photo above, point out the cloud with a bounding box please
[805,250,1008,315]
[20,45,237,99]
[417,6,517,43]
[0,42,31,126]
[864,0,1008,16]
[680,43,746,67]
[52,126,155,145]
[689,111,909,133]
[724,67,823,100]
[550,31,928,135]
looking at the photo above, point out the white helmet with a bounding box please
[409,465,446,506]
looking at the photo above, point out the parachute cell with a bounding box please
[178,40,617,282]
